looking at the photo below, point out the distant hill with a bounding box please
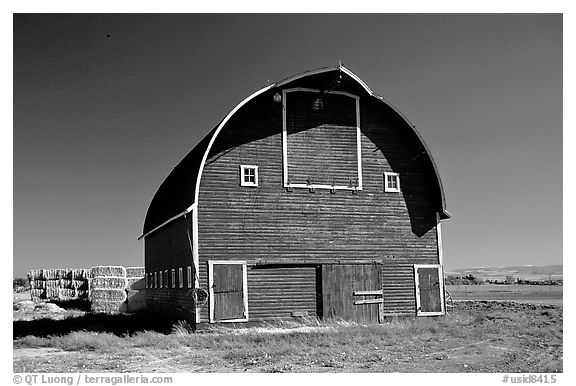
[445,264,562,282]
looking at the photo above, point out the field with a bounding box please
[13,287,563,373]
[446,284,563,305]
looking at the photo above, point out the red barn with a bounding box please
[140,65,450,325]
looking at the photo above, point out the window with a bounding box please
[158,271,162,289]
[384,172,400,192]
[240,165,258,187]
[171,269,176,288]
[187,266,192,289]
[164,270,168,288]
[178,268,183,288]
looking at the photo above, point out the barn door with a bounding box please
[321,264,383,324]
[414,264,445,316]
[208,261,248,323]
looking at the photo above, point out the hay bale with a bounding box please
[90,288,127,302]
[41,269,57,280]
[72,280,89,290]
[30,289,45,300]
[31,280,46,289]
[58,288,76,299]
[127,277,146,290]
[91,266,126,278]
[45,287,59,299]
[45,279,59,288]
[125,267,145,278]
[73,269,91,280]
[76,289,89,299]
[91,301,123,314]
[90,277,127,290]
[59,279,73,288]
[28,270,42,281]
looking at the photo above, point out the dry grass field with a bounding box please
[13,291,562,373]
[446,284,563,305]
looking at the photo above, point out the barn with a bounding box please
[140,65,450,325]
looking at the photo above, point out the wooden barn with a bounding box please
[140,65,450,325]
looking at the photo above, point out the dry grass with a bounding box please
[13,301,562,373]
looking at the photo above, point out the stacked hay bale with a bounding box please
[123,267,146,312]
[90,266,127,313]
[28,269,91,301]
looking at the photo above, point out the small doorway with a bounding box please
[414,264,445,316]
[208,261,248,323]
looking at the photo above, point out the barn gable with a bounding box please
[142,65,449,238]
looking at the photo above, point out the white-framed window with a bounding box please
[158,271,162,289]
[240,165,258,187]
[171,269,176,288]
[178,268,183,288]
[164,270,168,288]
[187,266,192,289]
[384,172,400,192]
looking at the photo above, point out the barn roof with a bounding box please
[141,65,450,238]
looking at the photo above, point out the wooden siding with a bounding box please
[248,266,319,320]
[286,91,358,186]
[197,264,319,322]
[195,90,440,320]
[322,264,382,323]
[144,216,196,320]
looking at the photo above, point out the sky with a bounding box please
[12,13,562,277]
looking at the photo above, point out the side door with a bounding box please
[414,264,445,316]
[208,261,248,323]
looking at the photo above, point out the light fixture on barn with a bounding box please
[312,96,324,111]
[273,92,282,103]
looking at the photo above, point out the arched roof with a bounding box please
[141,65,450,238]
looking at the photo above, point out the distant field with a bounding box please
[446,284,563,305]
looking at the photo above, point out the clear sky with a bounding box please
[13,14,562,277]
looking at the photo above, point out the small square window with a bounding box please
[240,165,259,187]
[384,172,400,192]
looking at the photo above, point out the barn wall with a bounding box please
[195,91,440,321]
[144,216,196,320]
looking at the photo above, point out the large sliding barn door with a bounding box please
[414,264,445,316]
[321,263,383,324]
[208,261,248,323]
